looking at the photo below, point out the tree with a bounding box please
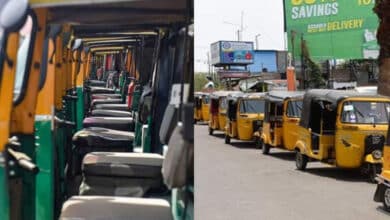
[374,0,390,96]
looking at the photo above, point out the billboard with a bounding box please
[211,41,254,65]
[284,0,379,61]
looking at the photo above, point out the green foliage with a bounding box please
[194,73,209,91]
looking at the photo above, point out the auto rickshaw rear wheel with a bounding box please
[384,187,390,212]
[225,134,231,144]
[295,150,308,170]
[209,127,214,135]
[262,142,270,155]
[255,137,262,149]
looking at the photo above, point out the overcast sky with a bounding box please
[194,0,285,72]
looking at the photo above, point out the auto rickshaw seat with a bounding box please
[94,103,130,111]
[91,93,122,100]
[59,196,172,220]
[79,152,164,197]
[83,117,135,132]
[73,127,135,150]
[87,80,106,87]
[91,109,132,117]
[91,99,123,109]
[89,87,116,94]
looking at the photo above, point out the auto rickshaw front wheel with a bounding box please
[225,134,231,144]
[367,163,382,183]
[255,137,262,149]
[384,187,390,212]
[209,127,214,135]
[262,142,270,154]
[295,150,308,170]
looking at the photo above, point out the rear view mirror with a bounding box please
[0,0,28,31]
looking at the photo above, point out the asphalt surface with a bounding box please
[195,124,390,220]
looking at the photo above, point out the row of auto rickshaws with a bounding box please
[0,0,193,220]
[195,88,390,211]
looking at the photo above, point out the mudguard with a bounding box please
[364,154,383,164]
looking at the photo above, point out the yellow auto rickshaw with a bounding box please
[294,89,390,182]
[258,91,305,153]
[225,93,266,144]
[194,92,203,123]
[194,92,210,123]
[209,91,242,135]
[374,127,390,211]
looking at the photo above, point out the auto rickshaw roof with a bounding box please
[226,92,266,101]
[210,91,242,99]
[266,90,305,103]
[29,0,191,46]
[299,89,388,129]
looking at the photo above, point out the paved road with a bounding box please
[195,124,390,220]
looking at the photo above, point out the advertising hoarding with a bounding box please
[211,41,254,65]
[284,0,379,61]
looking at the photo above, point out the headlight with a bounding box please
[372,150,383,160]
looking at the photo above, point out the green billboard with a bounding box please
[284,0,379,61]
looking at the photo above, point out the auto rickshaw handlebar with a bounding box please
[54,116,76,129]
[64,95,78,101]
[7,148,39,174]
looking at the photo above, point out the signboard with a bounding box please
[211,41,254,65]
[217,70,251,79]
[284,0,379,61]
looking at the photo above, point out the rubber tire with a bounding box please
[383,186,390,212]
[262,142,270,155]
[209,127,214,135]
[295,150,308,170]
[369,164,381,183]
[225,134,231,144]
[255,138,262,149]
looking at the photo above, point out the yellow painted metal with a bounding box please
[72,50,81,87]
[262,98,302,151]
[0,33,19,151]
[54,34,64,110]
[381,147,390,180]
[36,37,55,115]
[11,8,47,134]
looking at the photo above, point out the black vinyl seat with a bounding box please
[94,103,129,111]
[73,127,134,151]
[83,117,135,132]
[91,99,123,109]
[79,152,164,197]
[89,87,116,94]
[90,109,132,117]
[87,80,106,87]
[91,93,122,100]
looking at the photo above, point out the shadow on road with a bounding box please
[266,151,295,161]
[376,206,390,216]
[229,141,257,150]
[210,133,225,138]
[303,166,369,183]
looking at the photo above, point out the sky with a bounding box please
[194,0,286,72]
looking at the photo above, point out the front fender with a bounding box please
[294,140,307,153]
[364,154,383,164]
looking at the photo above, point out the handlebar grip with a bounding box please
[64,95,78,101]
[18,159,39,174]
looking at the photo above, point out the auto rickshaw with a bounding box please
[294,89,390,182]
[225,93,266,144]
[258,91,304,153]
[374,124,390,211]
[208,91,242,135]
[194,92,210,123]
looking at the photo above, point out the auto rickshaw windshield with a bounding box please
[341,101,390,124]
[240,99,265,114]
[286,100,303,118]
